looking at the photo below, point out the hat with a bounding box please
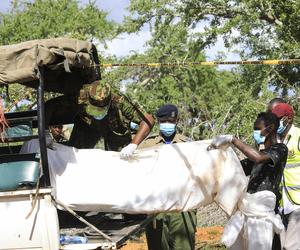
[85,81,111,117]
[156,104,178,119]
[271,103,294,119]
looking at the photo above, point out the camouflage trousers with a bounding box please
[146,210,197,250]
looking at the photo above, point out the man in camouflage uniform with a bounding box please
[45,80,154,158]
[139,104,197,250]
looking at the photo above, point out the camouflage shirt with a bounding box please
[45,84,150,150]
[78,85,147,136]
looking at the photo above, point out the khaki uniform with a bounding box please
[45,87,146,151]
[140,134,197,250]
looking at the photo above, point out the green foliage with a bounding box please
[123,0,300,90]
[0,0,116,110]
[1,84,33,112]
[0,0,116,44]
[105,14,275,142]
[1,0,298,144]
[115,0,300,141]
[125,0,300,58]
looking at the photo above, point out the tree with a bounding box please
[0,0,116,111]
[0,0,116,44]
[104,15,273,142]
[116,0,300,136]
[123,0,300,95]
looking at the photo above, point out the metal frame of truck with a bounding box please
[0,38,151,250]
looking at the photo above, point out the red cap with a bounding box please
[271,103,294,119]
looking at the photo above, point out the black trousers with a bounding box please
[272,233,281,250]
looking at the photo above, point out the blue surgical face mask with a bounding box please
[93,110,108,120]
[159,123,176,137]
[253,130,266,145]
[277,120,287,134]
[130,121,139,130]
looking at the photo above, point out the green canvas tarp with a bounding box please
[0,38,100,94]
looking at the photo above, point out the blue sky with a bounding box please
[93,0,130,23]
[0,1,10,12]
[0,0,239,67]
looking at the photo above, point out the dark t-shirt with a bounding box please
[241,143,288,197]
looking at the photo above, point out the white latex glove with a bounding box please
[209,135,233,150]
[120,143,138,160]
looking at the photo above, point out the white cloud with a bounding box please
[97,31,152,57]
[206,38,241,70]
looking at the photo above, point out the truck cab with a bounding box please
[0,38,151,250]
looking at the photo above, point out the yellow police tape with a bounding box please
[99,59,300,68]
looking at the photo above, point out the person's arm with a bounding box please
[232,137,271,164]
[118,93,155,145]
[118,94,155,159]
[209,134,271,164]
[131,113,155,145]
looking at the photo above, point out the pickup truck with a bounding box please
[0,38,151,250]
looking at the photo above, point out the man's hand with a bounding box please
[120,143,138,160]
[208,135,233,150]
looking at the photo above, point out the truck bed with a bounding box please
[59,212,153,249]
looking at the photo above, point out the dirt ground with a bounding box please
[120,226,225,250]
[121,204,227,249]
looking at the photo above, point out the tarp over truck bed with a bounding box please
[0,38,99,94]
